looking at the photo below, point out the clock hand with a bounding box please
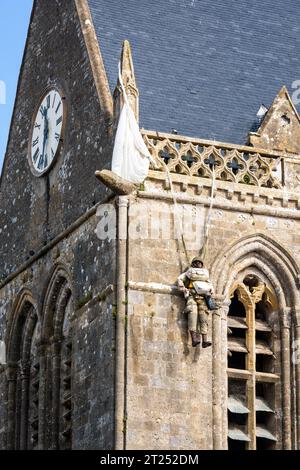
[40,108,49,167]
[44,119,49,167]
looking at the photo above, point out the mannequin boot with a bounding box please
[190,330,201,347]
[202,334,212,348]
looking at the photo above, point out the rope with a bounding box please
[162,162,189,269]
[118,63,217,264]
[162,162,216,267]
[201,165,216,260]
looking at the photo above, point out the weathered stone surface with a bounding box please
[123,169,300,449]
[95,169,138,195]
[1,0,300,452]
[0,0,112,280]
[0,213,116,449]
[0,0,115,450]
[249,86,300,154]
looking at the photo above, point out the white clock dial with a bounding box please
[30,89,65,175]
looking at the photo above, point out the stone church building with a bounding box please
[0,0,300,450]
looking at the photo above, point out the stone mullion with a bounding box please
[289,324,297,449]
[290,308,300,450]
[246,299,256,450]
[212,297,231,449]
[6,364,17,450]
[281,310,292,449]
[295,322,300,450]
[29,358,40,449]
[51,340,61,450]
[19,361,30,450]
[59,336,72,450]
[212,297,222,450]
[220,300,230,450]
[37,344,47,450]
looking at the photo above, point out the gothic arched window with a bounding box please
[7,298,39,450]
[227,275,281,450]
[41,270,73,450]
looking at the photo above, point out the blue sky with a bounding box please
[0,0,33,174]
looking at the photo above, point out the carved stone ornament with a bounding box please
[143,132,282,188]
[249,284,265,304]
[249,86,300,154]
[113,40,139,122]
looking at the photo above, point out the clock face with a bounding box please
[30,89,65,175]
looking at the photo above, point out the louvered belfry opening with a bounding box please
[227,275,280,450]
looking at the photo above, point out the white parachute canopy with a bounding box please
[111,64,155,184]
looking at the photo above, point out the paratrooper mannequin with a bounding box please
[177,257,216,347]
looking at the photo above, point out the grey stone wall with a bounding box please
[0,0,112,279]
[123,174,300,449]
[0,0,116,448]
[0,211,116,449]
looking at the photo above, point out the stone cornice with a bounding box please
[138,181,300,220]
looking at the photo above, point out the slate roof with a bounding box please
[88,0,300,145]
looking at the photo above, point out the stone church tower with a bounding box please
[0,0,299,450]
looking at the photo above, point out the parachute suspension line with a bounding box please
[201,165,216,260]
[162,161,216,268]
[163,162,190,269]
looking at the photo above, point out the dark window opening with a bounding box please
[256,330,271,343]
[228,439,247,451]
[230,327,246,340]
[256,355,274,373]
[255,301,267,322]
[228,291,246,318]
[228,351,246,370]
[228,378,247,396]
[243,274,260,289]
[228,410,247,426]
[256,437,275,450]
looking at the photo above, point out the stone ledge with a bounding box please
[128,280,180,296]
[138,188,300,220]
[72,284,114,321]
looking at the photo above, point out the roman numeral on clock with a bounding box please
[32,136,39,147]
[55,101,61,114]
[56,116,62,126]
[55,132,60,142]
[52,93,57,108]
[40,105,46,117]
[38,155,44,170]
[32,148,39,163]
[47,94,51,108]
